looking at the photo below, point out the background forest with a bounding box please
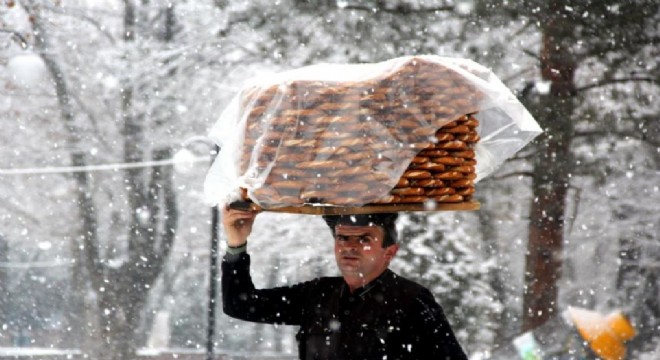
[0,0,658,359]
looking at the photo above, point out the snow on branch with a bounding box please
[576,77,658,93]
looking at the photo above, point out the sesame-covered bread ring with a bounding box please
[300,190,338,201]
[441,120,458,128]
[393,195,427,203]
[328,166,372,178]
[418,149,449,157]
[451,179,475,188]
[457,187,475,196]
[413,178,445,188]
[411,162,446,171]
[276,153,315,163]
[269,167,310,178]
[402,170,432,179]
[449,165,476,174]
[449,150,476,159]
[336,138,364,148]
[314,146,352,155]
[331,196,367,205]
[433,156,465,166]
[390,187,425,196]
[425,187,456,196]
[283,139,317,147]
[410,156,429,164]
[336,152,373,162]
[456,134,481,143]
[269,180,307,190]
[369,194,401,204]
[395,178,410,187]
[434,133,455,142]
[435,140,467,150]
[280,108,324,117]
[443,125,472,134]
[434,171,465,180]
[325,183,371,193]
[433,194,464,203]
[353,172,392,183]
[297,160,348,170]
[462,118,480,128]
[313,116,357,126]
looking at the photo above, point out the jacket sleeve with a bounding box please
[221,252,309,326]
[408,288,468,360]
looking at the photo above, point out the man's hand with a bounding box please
[222,206,259,247]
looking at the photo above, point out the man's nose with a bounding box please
[341,238,361,249]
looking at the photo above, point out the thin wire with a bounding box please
[0,261,74,269]
[0,156,210,175]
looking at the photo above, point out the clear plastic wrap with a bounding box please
[204,55,542,208]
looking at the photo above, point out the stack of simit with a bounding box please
[236,57,482,208]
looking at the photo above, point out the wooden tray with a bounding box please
[229,200,480,215]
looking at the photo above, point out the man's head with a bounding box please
[322,213,399,291]
[322,213,399,247]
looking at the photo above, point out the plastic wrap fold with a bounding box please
[204,55,542,208]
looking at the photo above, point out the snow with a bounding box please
[0,347,81,356]
[6,54,47,87]
[0,0,658,359]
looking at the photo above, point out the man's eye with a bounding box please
[359,236,372,244]
[337,236,348,242]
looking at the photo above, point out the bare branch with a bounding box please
[521,48,541,62]
[39,5,116,44]
[507,151,537,162]
[69,92,114,153]
[490,171,534,181]
[576,77,658,93]
[574,130,640,140]
[0,28,29,48]
[566,186,583,235]
[0,199,41,225]
[340,3,454,14]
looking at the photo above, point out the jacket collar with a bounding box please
[342,268,394,298]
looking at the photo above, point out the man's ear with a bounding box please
[384,244,399,261]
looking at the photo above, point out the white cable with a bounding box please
[0,156,210,175]
[0,261,74,269]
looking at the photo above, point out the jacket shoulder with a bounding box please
[386,271,428,297]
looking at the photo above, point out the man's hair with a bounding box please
[322,213,399,248]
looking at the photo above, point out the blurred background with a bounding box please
[0,0,658,359]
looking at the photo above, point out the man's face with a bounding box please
[333,224,398,289]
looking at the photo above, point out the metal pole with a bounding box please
[206,145,220,360]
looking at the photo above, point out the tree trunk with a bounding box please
[522,1,576,332]
[476,186,511,343]
[0,235,8,328]
[25,2,179,358]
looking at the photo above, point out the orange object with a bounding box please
[567,307,636,360]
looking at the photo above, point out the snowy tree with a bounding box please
[15,1,180,358]
[0,235,7,328]
[469,0,660,336]
[1,0,658,358]
[0,0,233,357]
[391,212,502,354]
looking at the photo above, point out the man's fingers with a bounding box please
[223,208,257,228]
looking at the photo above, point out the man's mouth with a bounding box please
[341,254,360,261]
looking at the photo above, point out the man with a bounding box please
[222,207,468,360]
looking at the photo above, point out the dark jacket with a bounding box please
[222,252,468,360]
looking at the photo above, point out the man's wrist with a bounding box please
[226,242,247,255]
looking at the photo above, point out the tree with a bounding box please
[0,234,8,338]
[17,1,180,358]
[469,0,659,331]
[392,212,502,354]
